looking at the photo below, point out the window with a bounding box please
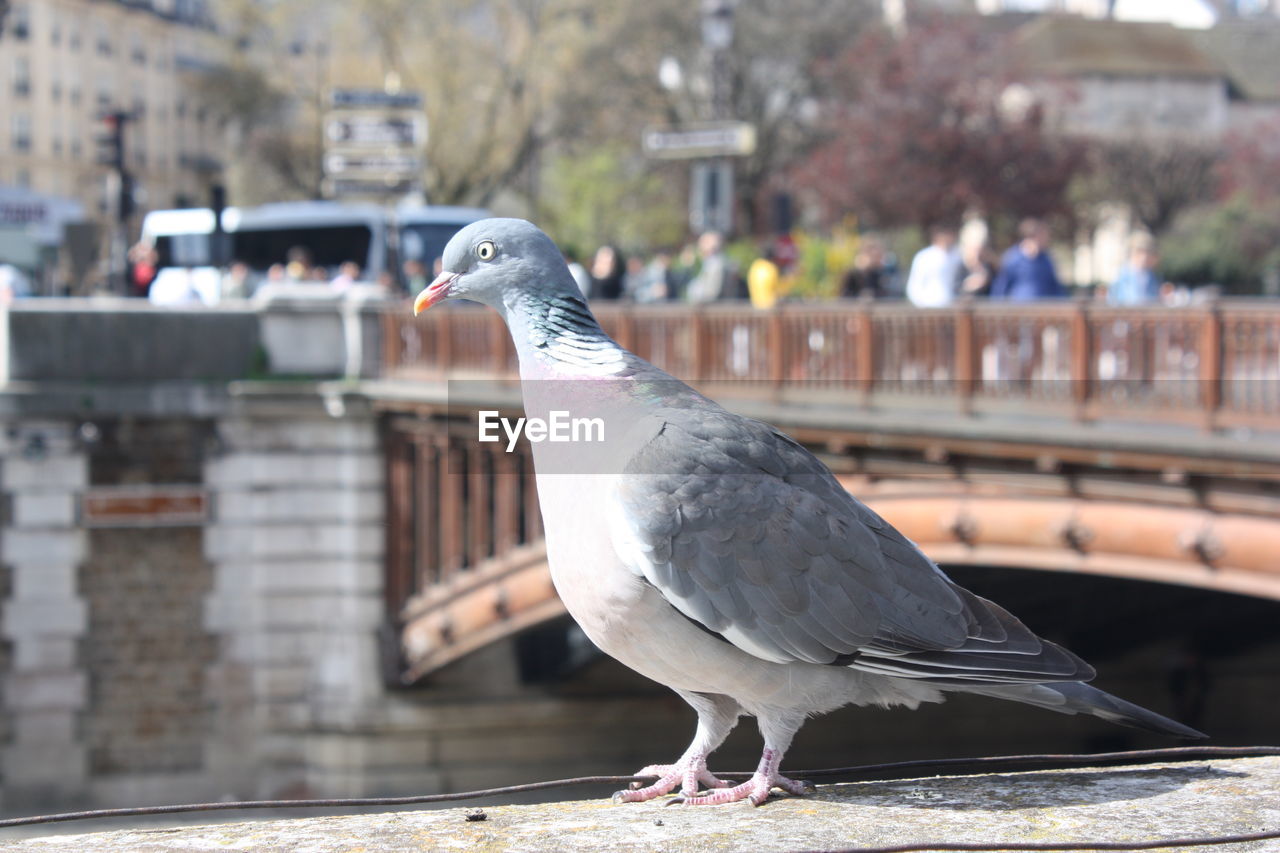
[52,114,63,156]
[50,11,61,46]
[12,114,32,153]
[130,34,146,65]
[13,56,31,97]
[95,22,111,56]
[10,5,31,40]
[50,65,61,101]
[68,22,80,51]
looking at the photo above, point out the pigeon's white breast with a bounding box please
[534,472,909,715]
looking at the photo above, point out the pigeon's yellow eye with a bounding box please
[475,240,497,261]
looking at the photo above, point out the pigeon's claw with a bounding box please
[674,770,812,806]
[613,756,729,802]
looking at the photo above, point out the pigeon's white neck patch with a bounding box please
[536,344,630,377]
[506,290,631,378]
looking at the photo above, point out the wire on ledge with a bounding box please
[0,744,1276,849]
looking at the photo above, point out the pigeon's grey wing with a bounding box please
[609,409,1093,683]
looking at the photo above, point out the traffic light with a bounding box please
[95,111,127,170]
[119,172,136,221]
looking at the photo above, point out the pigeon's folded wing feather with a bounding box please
[609,409,1094,683]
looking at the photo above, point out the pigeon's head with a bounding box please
[413,218,579,315]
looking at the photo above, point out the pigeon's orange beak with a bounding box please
[413,271,459,315]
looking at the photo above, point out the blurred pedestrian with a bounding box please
[221,261,254,300]
[563,249,592,298]
[330,260,362,291]
[589,245,626,300]
[1108,234,1163,306]
[955,235,997,299]
[375,270,397,296]
[148,267,206,306]
[905,225,961,307]
[686,231,738,303]
[747,243,783,309]
[127,242,159,298]
[403,259,429,296]
[990,218,1065,301]
[842,234,891,299]
[630,251,678,303]
[285,246,313,282]
[0,263,32,304]
[623,255,647,301]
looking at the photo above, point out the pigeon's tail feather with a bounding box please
[956,681,1207,740]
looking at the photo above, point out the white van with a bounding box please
[141,201,490,295]
[141,201,390,280]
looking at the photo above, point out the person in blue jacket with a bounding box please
[1107,234,1163,305]
[990,218,1066,301]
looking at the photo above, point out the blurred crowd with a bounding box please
[555,217,1194,311]
[126,243,398,306]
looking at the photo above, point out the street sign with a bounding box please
[324,152,422,175]
[642,122,756,159]
[325,177,418,198]
[330,88,423,110]
[326,115,426,147]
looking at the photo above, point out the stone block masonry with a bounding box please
[202,399,392,799]
[81,527,215,776]
[0,422,89,810]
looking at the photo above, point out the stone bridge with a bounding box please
[0,296,1276,816]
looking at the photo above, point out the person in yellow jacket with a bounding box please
[747,245,782,309]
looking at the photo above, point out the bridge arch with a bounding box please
[396,488,1280,683]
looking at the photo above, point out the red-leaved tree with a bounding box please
[793,14,1087,238]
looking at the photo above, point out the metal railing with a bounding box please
[382,299,1280,431]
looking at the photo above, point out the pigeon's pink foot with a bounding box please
[668,748,813,806]
[672,770,812,806]
[613,755,731,802]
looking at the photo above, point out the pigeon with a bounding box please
[413,218,1206,806]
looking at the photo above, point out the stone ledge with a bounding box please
[5,756,1278,852]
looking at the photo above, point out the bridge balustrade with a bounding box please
[383,299,1280,430]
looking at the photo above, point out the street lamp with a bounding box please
[701,0,736,53]
[701,0,736,121]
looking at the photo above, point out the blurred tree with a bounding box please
[792,14,1086,238]
[1087,138,1221,236]
[1158,119,1280,294]
[1160,195,1280,294]
[331,0,602,207]
[537,145,685,252]
[1218,117,1280,206]
[193,0,875,233]
[193,0,331,202]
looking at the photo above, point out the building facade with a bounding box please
[0,0,223,222]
